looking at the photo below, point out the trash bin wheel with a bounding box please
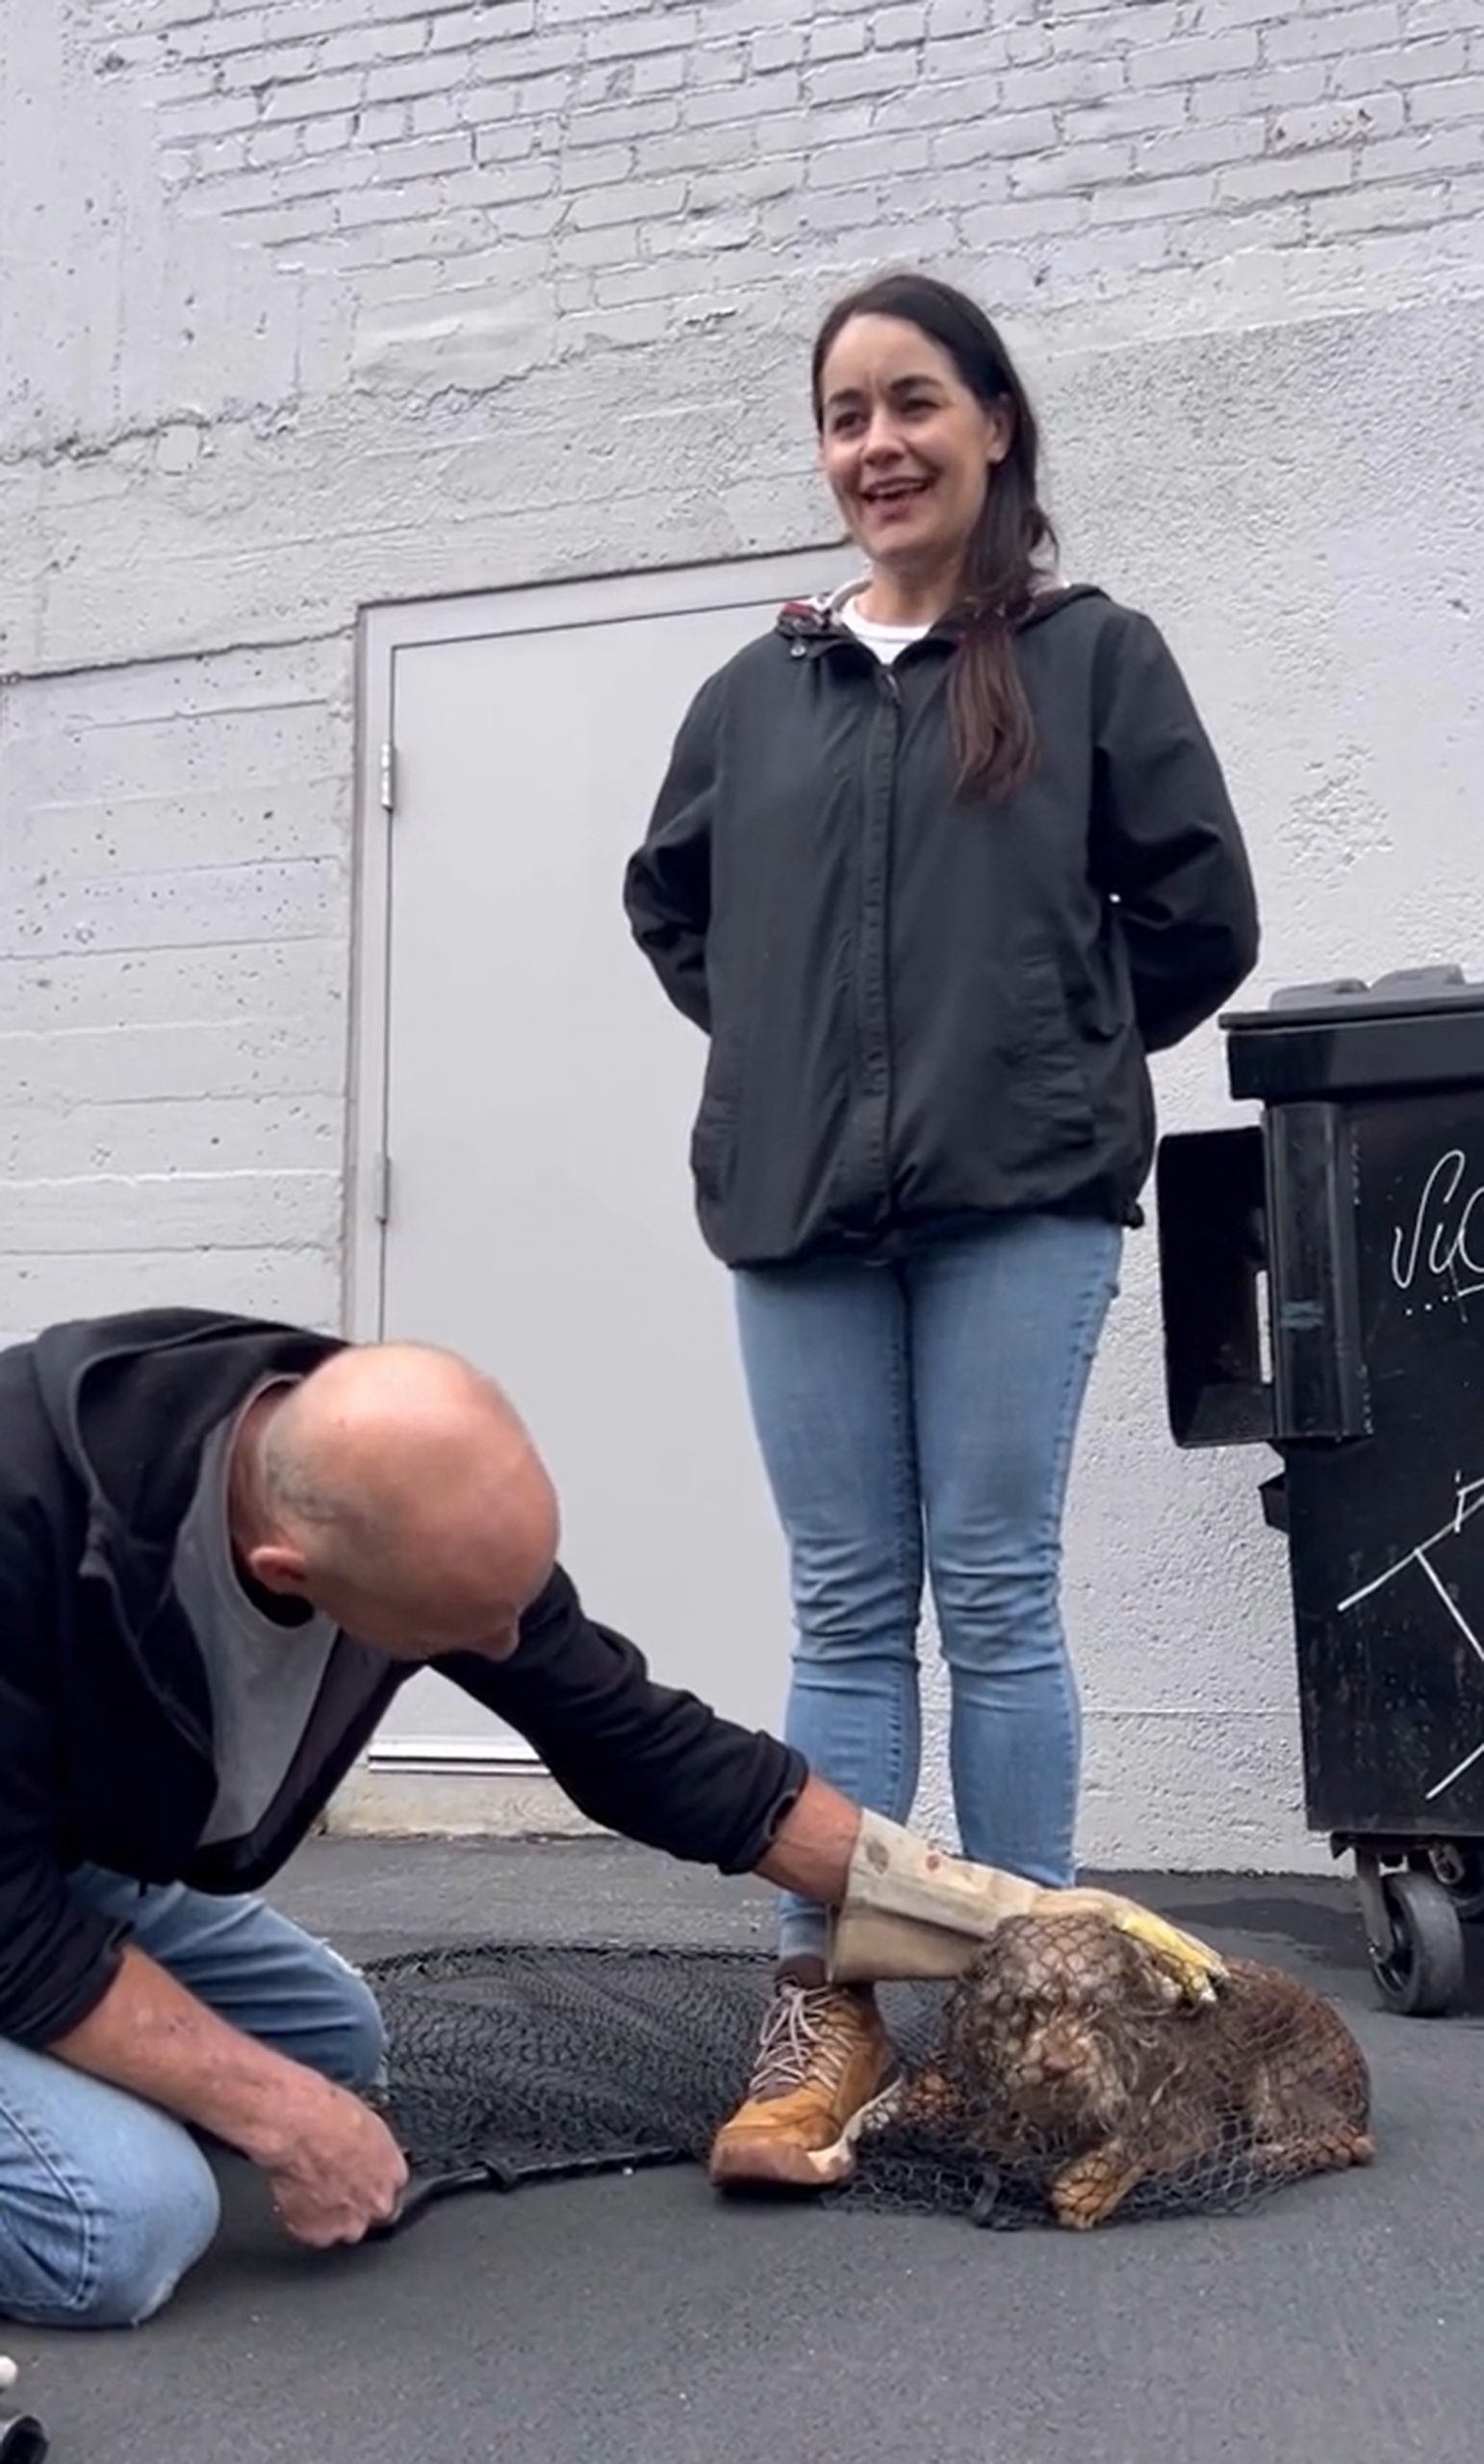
[0,2412,48,2462]
[1420,1843,1484,1923]
[1369,1871,1466,2016]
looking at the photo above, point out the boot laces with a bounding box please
[751,1986,865,2099]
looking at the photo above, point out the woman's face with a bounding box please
[817,314,1011,581]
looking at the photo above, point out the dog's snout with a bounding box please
[1032,2022,1094,2085]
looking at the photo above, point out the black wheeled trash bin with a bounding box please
[1156,964,1484,2018]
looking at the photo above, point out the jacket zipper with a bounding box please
[852,660,903,1228]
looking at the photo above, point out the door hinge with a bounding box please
[379,740,396,816]
[372,1153,393,1225]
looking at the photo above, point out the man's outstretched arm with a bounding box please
[442,1573,1225,2002]
[752,1773,860,1903]
[440,1564,810,1876]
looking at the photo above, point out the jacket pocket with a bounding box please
[1001,954,1098,1159]
[689,1026,746,1203]
[1082,920,1139,1048]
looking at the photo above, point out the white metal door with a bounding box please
[353,553,851,1770]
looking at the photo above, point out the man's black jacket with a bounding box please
[0,1308,806,2047]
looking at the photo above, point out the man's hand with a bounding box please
[260,2077,409,2246]
[53,1942,408,2242]
[1028,1886,1226,2006]
[821,1806,1229,2001]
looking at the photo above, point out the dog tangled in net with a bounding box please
[854,1912,1374,2230]
[368,1912,1373,2234]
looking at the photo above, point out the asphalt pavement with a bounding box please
[10,1837,1484,2464]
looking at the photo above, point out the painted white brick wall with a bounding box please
[2,0,1483,1864]
[73,0,1484,334]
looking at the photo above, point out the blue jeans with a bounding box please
[0,1868,385,2330]
[734,1216,1122,1962]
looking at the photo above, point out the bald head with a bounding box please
[238,1343,560,1657]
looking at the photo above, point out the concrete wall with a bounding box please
[3,0,1483,1865]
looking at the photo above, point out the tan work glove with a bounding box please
[826,1810,1226,2006]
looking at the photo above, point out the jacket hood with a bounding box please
[31,1309,344,1613]
[776,574,1108,650]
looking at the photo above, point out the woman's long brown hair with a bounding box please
[810,272,1057,800]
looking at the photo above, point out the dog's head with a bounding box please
[942,1914,1176,2144]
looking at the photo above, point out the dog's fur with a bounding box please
[897,1912,1373,2229]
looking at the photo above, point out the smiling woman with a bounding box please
[814,307,1014,595]
[623,269,1262,2200]
[810,274,1050,797]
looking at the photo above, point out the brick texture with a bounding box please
[90,0,1484,313]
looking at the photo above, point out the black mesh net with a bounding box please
[366,1914,1372,2235]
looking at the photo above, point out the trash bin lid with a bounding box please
[1221,965,1484,1102]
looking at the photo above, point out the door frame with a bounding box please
[344,544,851,1773]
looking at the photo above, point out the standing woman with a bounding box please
[624,272,1259,2191]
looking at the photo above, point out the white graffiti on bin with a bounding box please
[1338,1475,1484,1804]
[1391,1150,1484,1314]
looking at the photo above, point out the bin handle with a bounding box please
[1265,1103,1370,1444]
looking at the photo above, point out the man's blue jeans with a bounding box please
[0,1867,385,2329]
[734,1215,1122,1963]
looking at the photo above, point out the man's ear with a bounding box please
[247,1541,311,1596]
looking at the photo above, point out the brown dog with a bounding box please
[893,1912,1374,2229]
